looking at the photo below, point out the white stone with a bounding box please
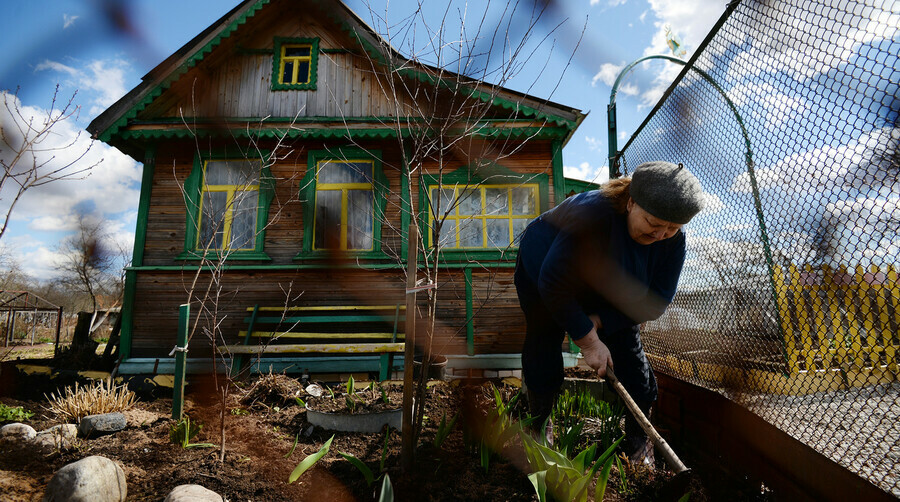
[164,484,223,502]
[33,424,78,451]
[1,423,36,440]
[43,455,127,502]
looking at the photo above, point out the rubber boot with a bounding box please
[622,404,655,467]
[525,388,556,445]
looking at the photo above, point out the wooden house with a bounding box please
[88,0,589,376]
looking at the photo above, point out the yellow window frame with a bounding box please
[428,184,540,249]
[197,160,260,251]
[312,159,375,251]
[278,44,313,85]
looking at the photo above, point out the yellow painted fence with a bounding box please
[773,264,899,379]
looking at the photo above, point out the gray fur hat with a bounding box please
[630,161,704,224]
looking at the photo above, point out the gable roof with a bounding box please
[87,0,585,153]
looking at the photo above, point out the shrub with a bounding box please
[44,378,138,422]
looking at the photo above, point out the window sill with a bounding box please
[271,82,317,91]
[429,248,519,262]
[176,251,273,261]
[292,249,395,261]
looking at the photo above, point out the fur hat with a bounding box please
[630,161,704,224]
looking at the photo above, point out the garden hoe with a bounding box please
[606,365,695,497]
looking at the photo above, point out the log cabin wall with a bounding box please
[130,138,557,359]
[130,268,406,358]
[143,139,409,266]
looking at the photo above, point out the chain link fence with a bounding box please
[614,0,899,495]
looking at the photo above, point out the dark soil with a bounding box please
[0,368,764,501]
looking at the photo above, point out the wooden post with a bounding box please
[172,304,190,420]
[8,309,16,345]
[53,307,63,358]
[401,224,418,471]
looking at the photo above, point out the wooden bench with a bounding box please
[222,304,405,380]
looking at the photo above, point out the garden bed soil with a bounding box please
[0,369,768,501]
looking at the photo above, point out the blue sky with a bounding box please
[0,0,725,280]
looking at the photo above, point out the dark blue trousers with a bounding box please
[515,264,657,453]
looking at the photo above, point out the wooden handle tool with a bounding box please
[606,366,689,473]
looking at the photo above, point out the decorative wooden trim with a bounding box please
[117,126,568,141]
[120,269,137,361]
[179,149,274,261]
[551,139,566,206]
[563,177,601,197]
[126,262,517,272]
[295,147,390,260]
[120,146,158,361]
[271,36,319,91]
[419,163,549,262]
[400,145,412,261]
[133,146,157,267]
[338,20,578,129]
[220,342,405,354]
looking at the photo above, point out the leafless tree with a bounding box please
[55,212,122,313]
[0,86,99,242]
[339,0,583,450]
[176,100,307,461]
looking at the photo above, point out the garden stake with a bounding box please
[605,366,688,474]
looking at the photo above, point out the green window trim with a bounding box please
[419,164,549,262]
[271,37,319,91]
[178,151,275,261]
[427,183,541,248]
[296,147,390,260]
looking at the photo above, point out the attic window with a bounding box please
[272,37,319,91]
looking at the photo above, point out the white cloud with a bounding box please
[63,14,79,29]
[564,162,610,185]
[0,91,141,281]
[646,0,722,57]
[591,62,623,87]
[700,192,724,215]
[613,0,723,109]
[719,0,898,83]
[34,58,131,117]
[585,136,602,151]
[1,235,68,281]
[618,82,639,97]
[617,130,628,141]
[34,60,79,76]
[729,127,898,194]
[823,195,900,266]
[30,215,80,232]
[83,60,129,114]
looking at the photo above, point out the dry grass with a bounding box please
[44,378,138,423]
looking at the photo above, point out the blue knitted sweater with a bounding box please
[516,190,686,340]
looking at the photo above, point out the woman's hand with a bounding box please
[574,328,612,378]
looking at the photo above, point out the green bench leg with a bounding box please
[379,305,402,381]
